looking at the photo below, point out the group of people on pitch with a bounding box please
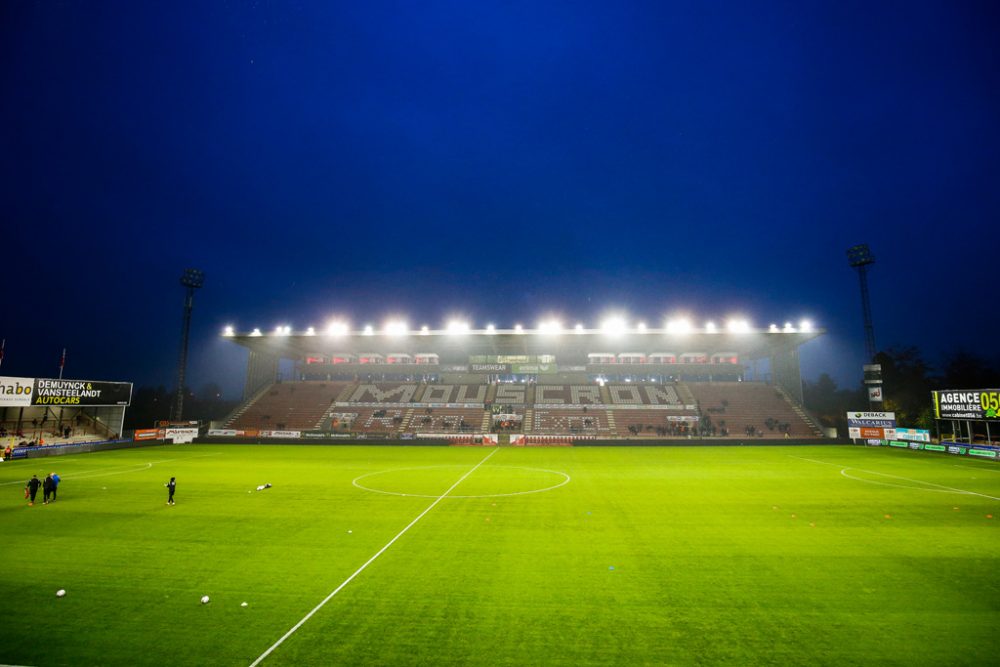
[24,472,60,506]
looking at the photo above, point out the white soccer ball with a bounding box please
[56,589,66,597]
[201,595,210,604]
[241,601,248,607]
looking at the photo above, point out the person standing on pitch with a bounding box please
[165,477,176,505]
[42,473,54,504]
[26,475,42,506]
[51,472,61,501]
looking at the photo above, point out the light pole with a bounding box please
[847,244,877,362]
[847,244,883,409]
[173,268,204,421]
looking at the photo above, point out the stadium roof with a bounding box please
[223,325,824,361]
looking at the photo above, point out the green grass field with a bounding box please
[1,444,997,666]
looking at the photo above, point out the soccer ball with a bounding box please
[201,595,210,604]
[56,589,66,597]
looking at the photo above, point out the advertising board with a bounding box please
[932,389,1000,421]
[894,428,931,443]
[0,376,132,407]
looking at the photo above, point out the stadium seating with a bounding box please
[226,380,820,438]
[229,382,351,430]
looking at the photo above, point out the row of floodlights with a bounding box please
[223,318,814,338]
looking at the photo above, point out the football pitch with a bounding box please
[1,444,997,666]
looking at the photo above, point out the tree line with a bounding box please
[803,348,999,434]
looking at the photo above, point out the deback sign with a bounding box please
[0,376,132,407]
[846,411,896,440]
[932,389,1000,421]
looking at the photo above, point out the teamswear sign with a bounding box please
[0,376,133,407]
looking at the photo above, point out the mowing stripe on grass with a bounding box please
[248,447,500,667]
[791,455,1000,500]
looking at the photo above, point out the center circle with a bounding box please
[352,464,571,498]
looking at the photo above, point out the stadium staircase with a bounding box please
[774,386,825,437]
[479,411,491,432]
[523,408,534,432]
[605,410,617,433]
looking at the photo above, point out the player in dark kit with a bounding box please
[26,475,41,506]
[165,477,176,505]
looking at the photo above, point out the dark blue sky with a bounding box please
[2,0,998,397]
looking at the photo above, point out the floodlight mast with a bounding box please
[847,244,877,362]
[173,269,204,421]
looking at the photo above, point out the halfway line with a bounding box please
[248,447,500,667]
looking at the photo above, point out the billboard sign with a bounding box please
[0,377,132,407]
[932,389,1000,421]
[847,411,896,441]
[867,385,883,402]
[0,376,36,406]
[895,428,931,443]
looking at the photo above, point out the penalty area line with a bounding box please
[248,447,500,667]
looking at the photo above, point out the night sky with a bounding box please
[2,1,998,397]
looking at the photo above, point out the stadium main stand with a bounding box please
[228,380,821,439]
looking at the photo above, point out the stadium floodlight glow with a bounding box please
[704,321,717,334]
[538,319,562,335]
[666,318,692,335]
[384,320,408,336]
[250,328,262,337]
[446,320,469,335]
[637,322,647,333]
[783,322,796,333]
[486,323,496,334]
[326,321,349,337]
[800,319,813,332]
[274,325,291,336]
[363,324,374,335]
[420,325,430,335]
[222,325,235,337]
[727,319,751,334]
[601,317,627,336]
[305,326,315,336]
[769,323,780,332]
[514,323,524,333]
[575,323,584,332]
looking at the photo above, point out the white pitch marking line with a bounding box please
[0,453,219,486]
[352,464,571,499]
[791,455,1000,500]
[248,447,500,667]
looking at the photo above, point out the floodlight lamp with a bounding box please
[727,319,751,334]
[705,321,717,333]
[250,328,262,337]
[514,324,524,333]
[800,320,813,332]
[847,244,875,267]
[223,326,235,337]
[601,317,627,336]
[305,326,316,336]
[783,322,796,332]
[446,320,469,335]
[666,318,692,335]
[275,325,291,336]
[363,325,374,335]
[637,322,647,333]
[420,325,430,335]
[180,268,204,289]
[539,320,562,334]
[326,322,348,337]
[486,324,496,334]
[769,323,779,333]
[385,321,408,336]
[575,323,584,332]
